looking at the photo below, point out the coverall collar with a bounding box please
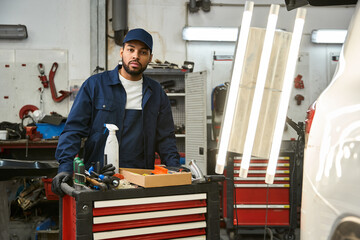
[107,65,122,85]
[108,65,151,89]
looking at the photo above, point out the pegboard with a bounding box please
[0,49,69,123]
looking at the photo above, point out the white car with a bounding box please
[300,0,360,239]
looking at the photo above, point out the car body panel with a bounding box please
[301,2,360,239]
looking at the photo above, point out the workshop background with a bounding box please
[0,0,353,133]
[0,0,356,239]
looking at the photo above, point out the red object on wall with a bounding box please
[48,62,71,102]
[294,74,304,89]
[38,63,49,88]
[19,104,39,119]
[295,94,305,105]
[37,62,71,102]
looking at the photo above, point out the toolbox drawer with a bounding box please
[233,186,289,204]
[233,205,290,226]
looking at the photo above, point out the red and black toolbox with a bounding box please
[222,151,300,238]
[60,182,220,239]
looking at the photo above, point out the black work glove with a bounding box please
[166,166,191,172]
[100,164,116,176]
[51,172,72,197]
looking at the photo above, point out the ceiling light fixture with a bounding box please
[182,27,238,42]
[311,29,347,44]
[0,24,28,39]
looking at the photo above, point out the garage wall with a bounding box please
[0,0,91,80]
[0,0,355,141]
[107,0,188,69]
[0,0,91,122]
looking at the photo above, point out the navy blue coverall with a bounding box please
[55,65,180,173]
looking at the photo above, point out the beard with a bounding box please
[122,60,148,76]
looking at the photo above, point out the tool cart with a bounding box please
[59,180,221,239]
[222,148,300,239]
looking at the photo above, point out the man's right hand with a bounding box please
[51,172,72,197]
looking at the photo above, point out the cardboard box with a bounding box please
[120,168,192,188]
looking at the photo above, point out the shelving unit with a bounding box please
[145,68,187,153]
[144,69,207,173]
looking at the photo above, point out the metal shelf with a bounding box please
[175,134,185,138]
[145,68,187,75]
[167,93,185,97]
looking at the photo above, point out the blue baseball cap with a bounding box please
[123,28,153,52]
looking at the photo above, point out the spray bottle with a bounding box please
[104,124,119,173]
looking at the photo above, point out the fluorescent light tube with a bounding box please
[182,27,238,42]
[311,29,347,44]
[265,8,307,184]
[240,4,280,178]
[0,24,28,39]
[215,1,254,174]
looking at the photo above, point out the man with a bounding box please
[52,28,180,196]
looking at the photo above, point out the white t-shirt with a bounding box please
[119,73,143,110]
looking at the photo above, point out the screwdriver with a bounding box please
[87,167,119,188]
[85,176,107,191]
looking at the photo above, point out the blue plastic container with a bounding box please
[36,123,65,139]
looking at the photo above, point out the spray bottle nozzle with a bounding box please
[104,124,119,134]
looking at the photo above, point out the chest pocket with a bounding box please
[95,98,115,111]
[93,98,120,133]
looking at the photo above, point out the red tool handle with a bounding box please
[48,62,71,102]
[38,63,49,88]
